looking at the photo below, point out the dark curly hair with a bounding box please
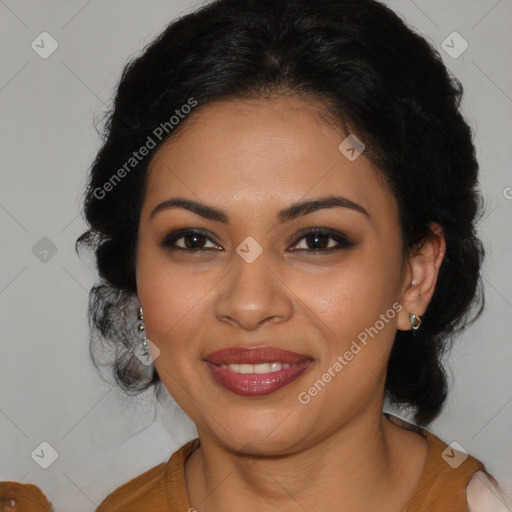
[76,0,486,426]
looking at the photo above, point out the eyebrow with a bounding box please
[149,195,370,223]
[149,196,370,224]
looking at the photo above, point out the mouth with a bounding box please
[203,346,314,397]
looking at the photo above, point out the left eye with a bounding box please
[290,229,354,252]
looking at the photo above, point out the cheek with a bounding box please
[136,244,207,354]
[292,251,403,407]
[292,248,401,336]
[293,259,401,419]
[139,271,207,355]
[137,259,211,410]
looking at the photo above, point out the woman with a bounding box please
[68,0,508,510]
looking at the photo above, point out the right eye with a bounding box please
[160,228,222,251]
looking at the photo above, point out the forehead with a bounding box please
[143,96,397,227]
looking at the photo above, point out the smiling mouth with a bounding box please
[203,346,314,396]
[217,361,305,373]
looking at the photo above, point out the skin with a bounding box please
[135,95,446,511]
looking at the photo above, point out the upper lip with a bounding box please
[204,346,313,365]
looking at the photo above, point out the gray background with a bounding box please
[0,0,511,510]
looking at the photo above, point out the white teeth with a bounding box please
[219,362,301,374]
[254,363,270,374]
[269,362,281,372]
[239,364,253,374]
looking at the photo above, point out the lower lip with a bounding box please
[204,360,312,396]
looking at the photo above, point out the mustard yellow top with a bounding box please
[95,414,486,512]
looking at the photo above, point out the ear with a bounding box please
[397,222,446,331]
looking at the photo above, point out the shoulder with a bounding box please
[96,438,200,512]
[0,481,53,511]
[388,415,511,512]
[384,414,489,511]
[95,460,168,512]
[466,471,512,512]
[402,430,486,511]
[422,430,484,483]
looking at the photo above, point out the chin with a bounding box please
[208,422,309,457]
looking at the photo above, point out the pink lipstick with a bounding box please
[204,346,313,396]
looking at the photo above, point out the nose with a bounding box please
[214,249,294,330]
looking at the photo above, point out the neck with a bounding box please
[185,409,419,512]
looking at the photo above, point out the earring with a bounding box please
[137,306,149,357]
[409,313,421,331]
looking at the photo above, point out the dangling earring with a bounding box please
[137,306,149,358]
[409,313,421,332]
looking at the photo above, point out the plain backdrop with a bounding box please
[1,0,511,510]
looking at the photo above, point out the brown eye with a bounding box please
[181,233,207,249]
[290,229,355,252]
[302,233,332,250]
[160,229,221,251]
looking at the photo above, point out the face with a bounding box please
[136,96,412,455]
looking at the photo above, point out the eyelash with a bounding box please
[160,228,355,253]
